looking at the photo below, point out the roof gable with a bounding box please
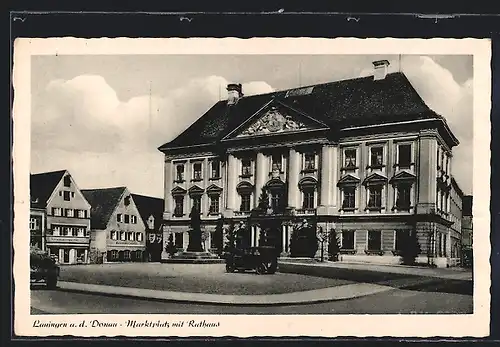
[30,170,67,209]
[222,100,328,140]
[81,187,126,229]
[131,193,164,231]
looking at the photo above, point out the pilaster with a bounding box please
[288,147,300,209]
[164,158,173,219]
[226,154,238,211]
[417,136,438,214]
[255,152,267,206]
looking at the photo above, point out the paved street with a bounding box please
[30,283,473,314]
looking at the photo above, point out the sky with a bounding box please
[30,54,473,198]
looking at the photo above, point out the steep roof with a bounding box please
[463,195,473,217]
[159,72,444,150]
[81,187,126,230]
[30,170,67,208]
[131,194,164,231]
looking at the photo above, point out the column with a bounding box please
[255,152,267,207]
[331,146,338,207]
[203,158,209,215]
[59,249,64,263]
[417,137,438,214]
[164,158,173,216]
[250,226,255,247]
[288,148,301,208]
[84,249,88,263]
[320,145,333,206]
[282,225,287,253]
[226,154,238,210]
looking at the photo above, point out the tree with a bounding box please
[165,233,177,257]
[223,220,236,253]
[289,220,318,258]
[187,205,203,252]
[400,230,421,265]
[327,229,341,261]
[256,187,270,213]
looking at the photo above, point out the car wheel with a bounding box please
[225,264,235,273]
[46,276,58,289]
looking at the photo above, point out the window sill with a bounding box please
[364,250,385,256]
[393,163,414,169]
[173,214,186,218]
[341,166,359,171]
[191,178,203,182]
[268,171,285,175]
[341,207,357,212]
[209,176,222,181]
[392,206,412,212]
[339,249,356,255]
[239,174,253,179]
[365,207,384,212]
[366,165,386,170]
[173,180,185,184]
[301,168,317,174]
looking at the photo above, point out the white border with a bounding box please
[13,37,491,337]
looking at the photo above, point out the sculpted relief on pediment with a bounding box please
[237,107,308,137]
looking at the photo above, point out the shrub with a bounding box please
[400,231,421,265]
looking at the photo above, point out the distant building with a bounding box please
[82,187,146,263]
[448,177,464,266]
[30,170,92,264]
[158,61,463,267]
[462,195,473,250]
[131,193,164,262]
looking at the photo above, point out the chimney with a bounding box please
[372,60,390,81]
[227,83,243,105]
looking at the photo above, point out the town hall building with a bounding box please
[158,60,463,267]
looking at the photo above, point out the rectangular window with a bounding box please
[136,232,143,242]
[131,215,137,224]
[368,186,383,208]
[174,233,184,248]
[52,208,62,216]
[63,175,71,187]
[120,231,126,241]
[398,144,412,168]
[272,153,283,172]
[211,160,220,178]
[241,159,252,176]
[341,230,355,249]
[65,209,74,217]
[111,230,117,240]
[71,192,75,198]
[396,184,411,210]
[209,196,220,214]
[124,214,130,224]
[29,218,38,230]
[174,196,184,216]
[53,226,60,236]
[127,232,134,241]
[77,227,85,237]
[271,191,283,212]
[304,153,315,170]
[77,210,86,218]
[240,194,251,212]
[368,230,382,251]
[342,187,356,209]
[63,191,71,201]
[124,250,131,260]
[176,164,185,182]
[117,213,123,222]
[302,189,315,209]
[344,149,357,168]
[370,146,384,167]
[193,162,203,180]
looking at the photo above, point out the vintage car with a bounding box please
[225,246,278,275]
[30,247,60,288]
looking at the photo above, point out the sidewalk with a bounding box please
[279,260,473,281]
[57,281,395,306]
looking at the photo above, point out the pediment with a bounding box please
[363,172,388,186]
[337,174,361,187]
[223,101,328,140]
[206,184,223,193]
[266,177,286,189]
[390,170,417,184]
[171,186,187,195]
[188,185,204,195]
[299,176,318,187]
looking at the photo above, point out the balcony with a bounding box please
[295,208,316,216]
[234,211,251,217]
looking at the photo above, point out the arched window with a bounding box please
[298,177,317,210]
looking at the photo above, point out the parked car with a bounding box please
[30,247,60,288]
[225,246,278,275]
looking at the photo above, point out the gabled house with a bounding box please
[131,193,164,262]
[30,169,92,264]
[81,187,146,263]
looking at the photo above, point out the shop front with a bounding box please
[46,236,90,264]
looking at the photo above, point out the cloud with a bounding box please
[31,74,274,196]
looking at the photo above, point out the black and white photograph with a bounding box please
[13,38,491,337]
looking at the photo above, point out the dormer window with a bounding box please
[124,195,131,206]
